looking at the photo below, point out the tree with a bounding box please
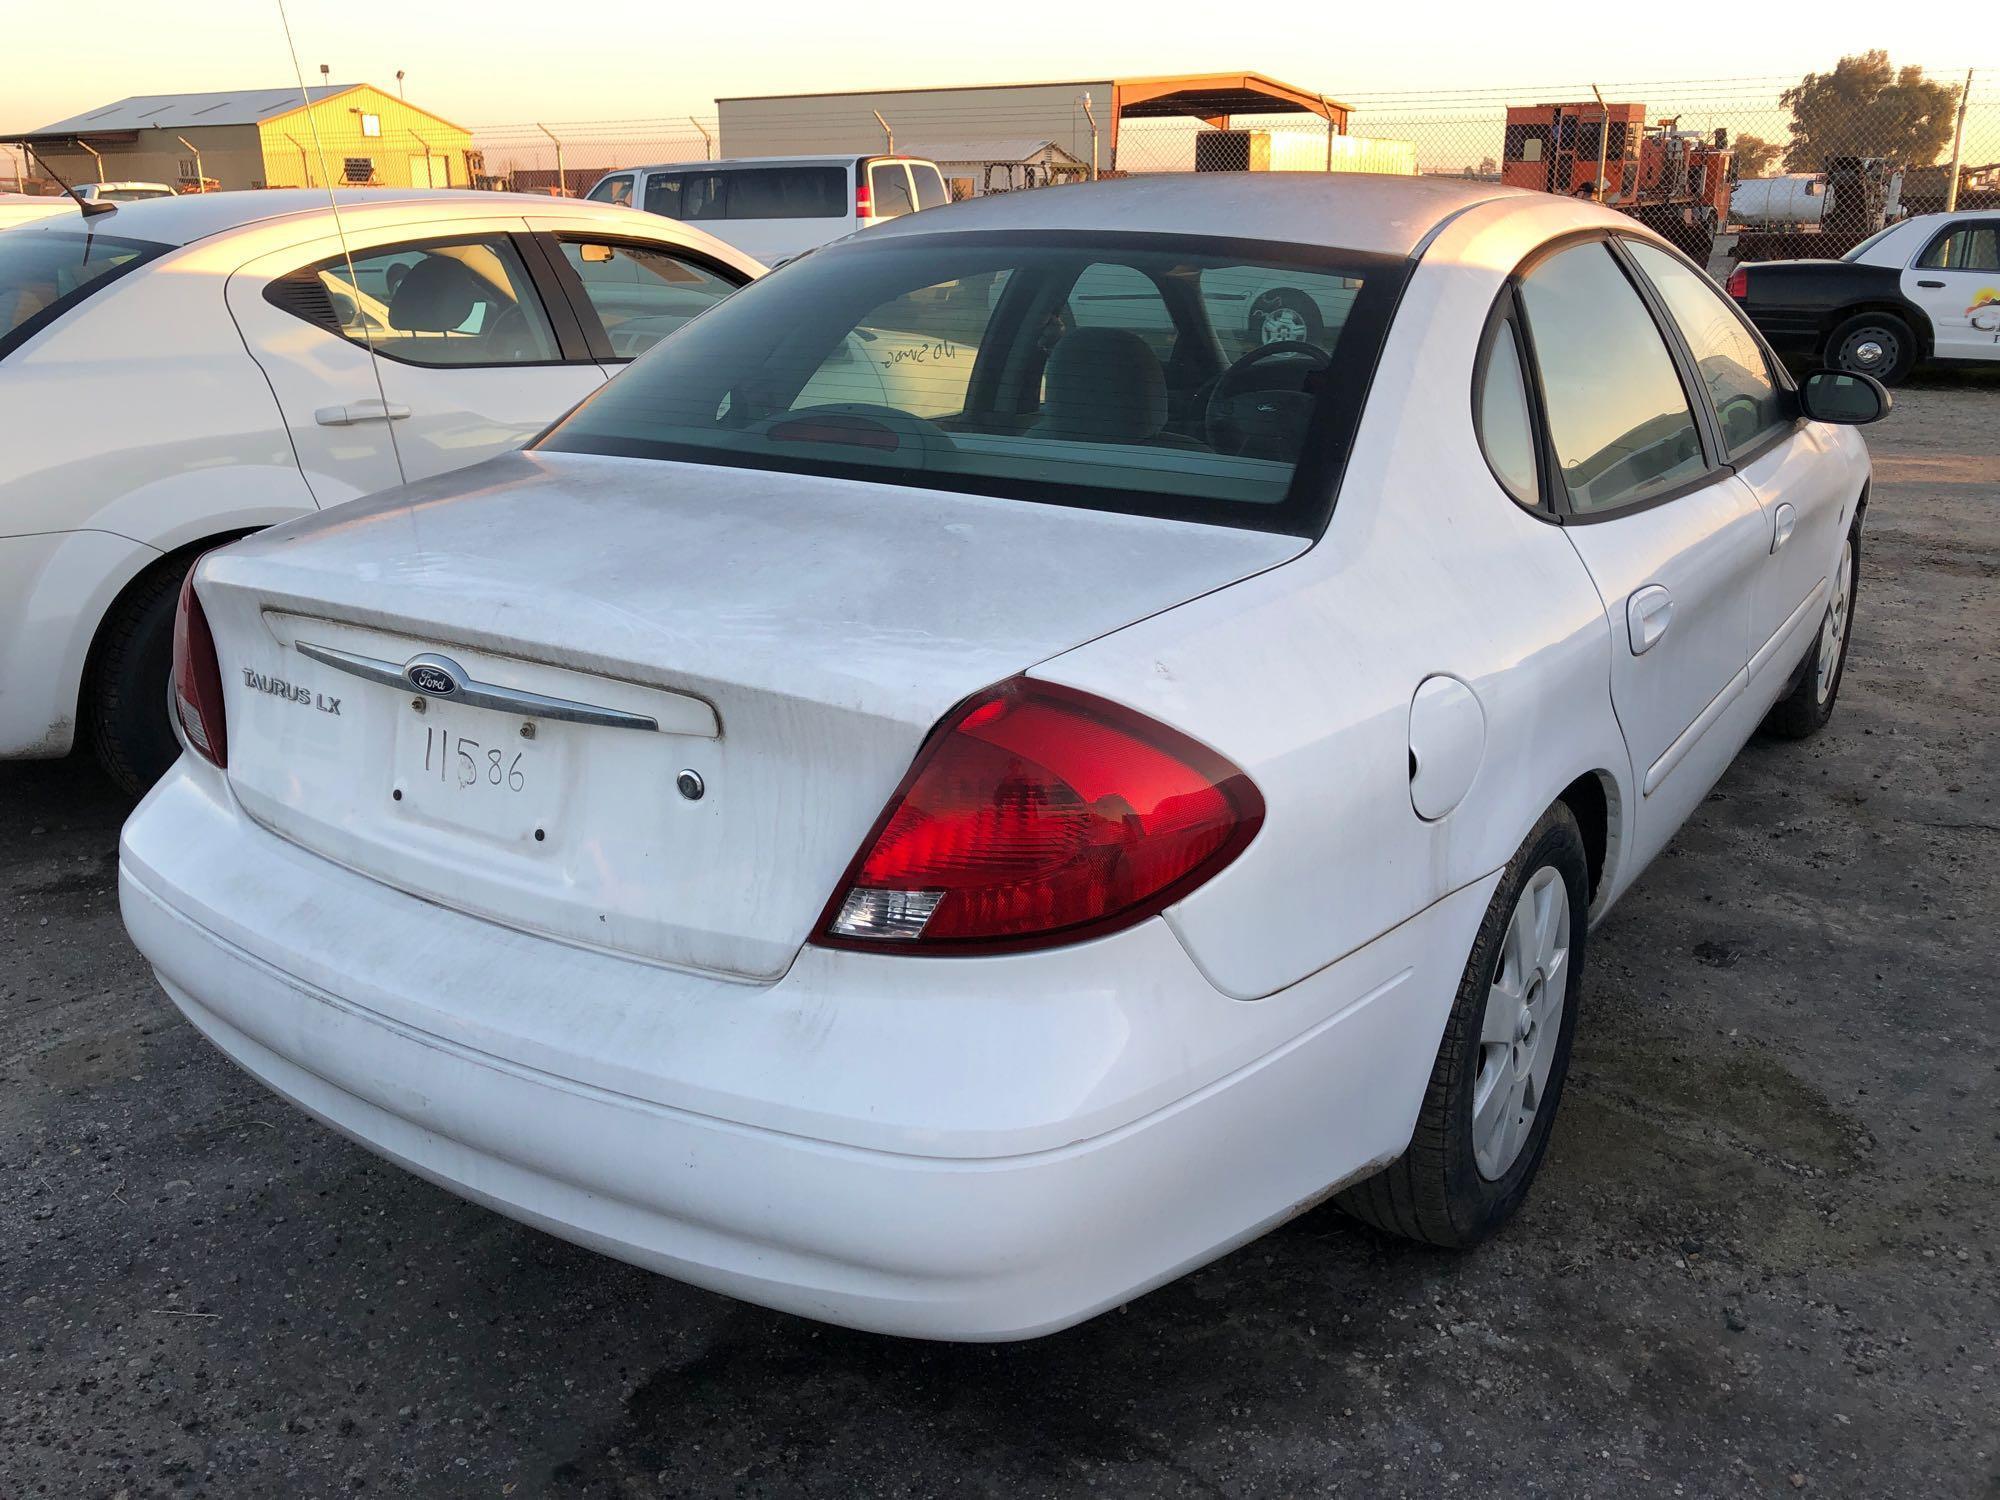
[1732,134,1783,178]
[1780,52,1961,171]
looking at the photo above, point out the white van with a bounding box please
[586,155,949,265]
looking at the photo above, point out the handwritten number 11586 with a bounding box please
[423,726,526,792]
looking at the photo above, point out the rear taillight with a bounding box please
[171,567,227,767]
[817,678,1263,953]
[1725,266,1748,299]
[855,175,873,219]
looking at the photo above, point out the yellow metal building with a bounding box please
[6,85,476,193]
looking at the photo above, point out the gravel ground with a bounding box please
[2,373,1995,1499]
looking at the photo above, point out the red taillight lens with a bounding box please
[818,679,1263,953]
[855,176,873,218]
[171,566,227,767]
[1725,266,1748,299]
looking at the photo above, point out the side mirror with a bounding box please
[1800,369,1891,426]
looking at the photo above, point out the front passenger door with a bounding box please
[1515,238,1767,867]
[1905,217,2000,363]
[1621,238,1847,698]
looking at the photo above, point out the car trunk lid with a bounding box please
[198,451,1302,979]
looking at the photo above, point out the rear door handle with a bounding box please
[1916,279,1946,289]
[315,399,412,426]
[1771,501,1797,553]
[1628,585,1673,655]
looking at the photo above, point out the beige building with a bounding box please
[5,85,476,193]
[717,75,1352,176]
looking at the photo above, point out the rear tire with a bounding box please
[1761,529,1858,741]
[1825,311,1916,386]
[1339,802,1589,1248]
[88,560,189,797]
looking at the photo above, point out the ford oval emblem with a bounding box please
[405,661,459,696]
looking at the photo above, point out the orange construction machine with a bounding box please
[1503,102,1733,258]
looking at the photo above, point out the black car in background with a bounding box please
[1728,211,2000,384]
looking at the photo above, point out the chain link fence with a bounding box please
[468,60,1993,269]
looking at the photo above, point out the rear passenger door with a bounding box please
[1510,237,1767,861]
[314,231,605,483]
[239,224,606,492]
[1621,238,1843,697]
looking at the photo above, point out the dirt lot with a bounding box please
[2,374,1995,1500]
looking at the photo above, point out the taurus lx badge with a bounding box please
[241,667,340,716]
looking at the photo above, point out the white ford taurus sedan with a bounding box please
[0,189,759,793]
[119,175,1885,1341]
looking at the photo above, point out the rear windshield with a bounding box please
[540,232,1399,534]
[0,228,164,359]
[645,166,847,221]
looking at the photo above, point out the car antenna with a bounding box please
[26,144,116,219]
[272,0,406,485]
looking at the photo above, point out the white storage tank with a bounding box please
[1731,175,1828,229]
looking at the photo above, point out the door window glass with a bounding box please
[1518,241,1706,514]
[1917,223,2000,271]
[588,173,634,207]
[308,237,560,366]
[869,163,915,219]
[558,240,740,357]
[1476,317,1540,506]
[645,168,843,221]
[1625,240,1790,460]
[912,164,950,211]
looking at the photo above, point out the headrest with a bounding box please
[1038,327,1167,442]
[388,256,477,333]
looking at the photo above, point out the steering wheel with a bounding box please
[745,403,959,463]
[1204,341,1333,455]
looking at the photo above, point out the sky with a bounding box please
[5,0,1987,132]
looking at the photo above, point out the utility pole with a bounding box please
[536,124,564,195]
[1944,69,1974,214]
[176,135,203,193]
[1589,84,1611,203]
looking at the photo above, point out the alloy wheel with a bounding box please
[1472,866,1572,1181]
[1817,538,1854,704]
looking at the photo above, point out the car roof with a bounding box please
[1,188,645,247]
[861,173,1542,258]
[609,154,930,174]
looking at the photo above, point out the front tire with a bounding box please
[1339,803,1589,1248]
[87,560,188,797]
[1825,311,1916,385]
[1761,530,1858,741]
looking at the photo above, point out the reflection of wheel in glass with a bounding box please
[1246,288,1324,347]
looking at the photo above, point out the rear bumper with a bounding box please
[120,760,1496,1340]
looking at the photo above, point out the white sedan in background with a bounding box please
[0,189,758,791]
[122,175,1885,1341]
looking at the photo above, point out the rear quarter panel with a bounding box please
[1036,197,1635,1002]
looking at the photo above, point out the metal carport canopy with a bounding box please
[1109,73,1352,153]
